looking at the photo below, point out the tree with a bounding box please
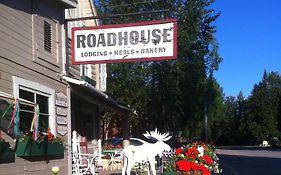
[95,0,223,140]
[242,71,281,143]
[175,0,222,140]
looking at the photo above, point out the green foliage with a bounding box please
[95,0,223,141]
[219,71,281,145]
[94,1,281,146]
[243,71,281,143]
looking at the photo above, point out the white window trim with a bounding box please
[13,76,56,135]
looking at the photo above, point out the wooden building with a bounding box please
[0,0,132,174]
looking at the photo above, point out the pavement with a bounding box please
[96,169,122,175]
[96,168,139,175]
[216,146,281,175]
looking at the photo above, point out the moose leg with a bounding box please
[147,163,150,175]
[148,157,156,175]
[122,157,127,175]
[126,157,134,175]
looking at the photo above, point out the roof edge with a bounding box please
[59,0,77,8]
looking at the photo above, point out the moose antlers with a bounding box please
[143,128,172,141]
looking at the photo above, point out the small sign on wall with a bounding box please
[57,116,68,125]
[55,92,67,107]
[56,106,67,116]
[57,125,68,136]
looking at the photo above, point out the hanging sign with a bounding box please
[71,19,177,64]
[99,64,107,92]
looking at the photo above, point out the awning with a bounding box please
[62,76,135,115]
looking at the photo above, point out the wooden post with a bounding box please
[122,114,130,147]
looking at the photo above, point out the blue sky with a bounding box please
[213,0,281,97]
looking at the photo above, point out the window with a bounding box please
[32,3,62,70]
[13,77,55,134]
[19,88,50,132]
[44,21,52,53]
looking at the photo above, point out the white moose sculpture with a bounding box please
[122,128,172,175]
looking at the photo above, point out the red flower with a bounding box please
[189,162,197,171]
[176,160,190,171]
[186,147,199,159]
[197,165,211,175]
[47,128,53,141]
[175,148,183,155]
[203,155,213,165]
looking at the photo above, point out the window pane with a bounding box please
[39,115,49,132]
[20,111,33,132]
[19,89,34,111]
[18,89,50,133]
[36,94,49,114]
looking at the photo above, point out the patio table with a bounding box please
[101,149,122,171]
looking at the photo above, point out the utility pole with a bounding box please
[204,102,208,142]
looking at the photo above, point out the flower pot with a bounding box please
[0,141,9,157]
[16,140,45,156]
[47,142,64,155]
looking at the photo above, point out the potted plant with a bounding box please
[16,129,64,157]
[164,141,221,175]
[46,128,64,155]
[16,131,45,156]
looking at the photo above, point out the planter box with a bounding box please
[16,140,64,157]
[0,141,10,157]
[47,142,64,155]
[16,140,45,156]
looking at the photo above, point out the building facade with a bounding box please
[0,0,76,174]
[0,0,132,174]
[64,0,132,163]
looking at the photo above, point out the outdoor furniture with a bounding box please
[72,131,98,175]
[101,149,122,171]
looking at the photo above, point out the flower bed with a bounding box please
[165,142,221,175]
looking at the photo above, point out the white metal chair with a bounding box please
[72,131,98,175]
[108,150,123,171]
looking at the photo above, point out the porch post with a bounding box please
[67,86,72,175]
[122,114,130,147]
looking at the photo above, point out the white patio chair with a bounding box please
[72,131,98,175]
[108,149,123,171]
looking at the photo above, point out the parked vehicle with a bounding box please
[102,138,143,149]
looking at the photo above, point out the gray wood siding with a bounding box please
[0,58,67,94]
[68,38,80,78]
[0,0,69,174]
[0,0,65,84]
[0,1,33,63]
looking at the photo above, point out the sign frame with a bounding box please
[71,19,177,64]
